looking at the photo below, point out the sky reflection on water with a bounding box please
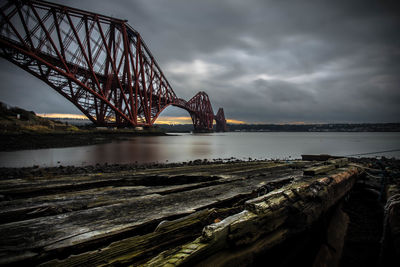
[0,132,399,168]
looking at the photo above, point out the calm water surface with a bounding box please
[0,132,399,167]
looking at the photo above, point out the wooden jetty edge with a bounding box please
[0,157,398,266]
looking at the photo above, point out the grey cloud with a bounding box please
[253,79,314,103]
[0,0,399,123]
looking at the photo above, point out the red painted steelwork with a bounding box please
[215,108,227,132]
[0,0,226,131]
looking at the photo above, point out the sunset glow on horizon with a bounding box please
[38,113,247,125]
[37,114,313,125]
[37,113,88,119]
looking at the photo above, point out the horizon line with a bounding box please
[36,113,399,125]
[37,113,245,125]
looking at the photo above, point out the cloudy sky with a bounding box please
[0,0,399,123]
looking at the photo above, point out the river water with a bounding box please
[0,132,399,168]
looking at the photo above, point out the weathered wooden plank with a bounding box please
[132,161,290,176]
[0,181,216,223]
[0,161,292,198]
[303,164,336,175]
[0,170,299,265]
[327,157,348,168]
[142,166,362,266]
[0,174,217,198]
[40,209,214,267]
[0,162,298,224]
[0,179,228,224]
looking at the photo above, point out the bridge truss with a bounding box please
[0,0,226,131]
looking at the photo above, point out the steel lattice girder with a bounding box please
[0,0,225,131]
[215,108,227,132]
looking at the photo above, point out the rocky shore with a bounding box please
[0,156,398,179]
[0,157,246,179]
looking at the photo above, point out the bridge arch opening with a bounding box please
[154,105,193,127]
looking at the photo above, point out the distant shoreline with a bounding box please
[159,122,400,133]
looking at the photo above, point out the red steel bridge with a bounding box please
[0,0,227,131]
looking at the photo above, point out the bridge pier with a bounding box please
[215,108,227,132]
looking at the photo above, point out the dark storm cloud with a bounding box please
[253,79,314,103]
[0,0,399,122]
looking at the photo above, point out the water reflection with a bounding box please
[0,132,399,167]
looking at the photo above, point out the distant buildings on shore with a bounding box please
[158,123,400,133]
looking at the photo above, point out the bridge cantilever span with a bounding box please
[0,0,226,131]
